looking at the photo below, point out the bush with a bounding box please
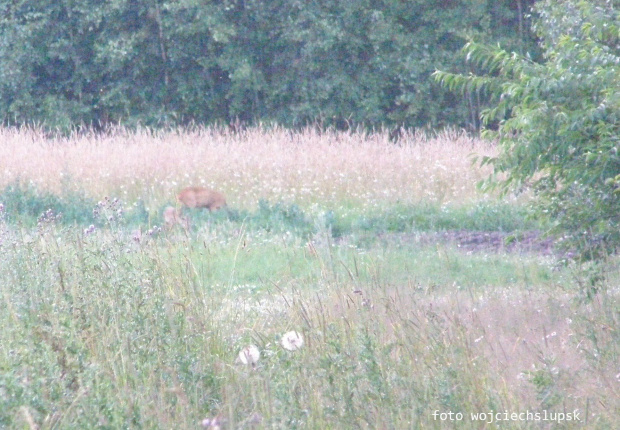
[435,0,620,262]
[0,180,95,226]
[252,200,314,237]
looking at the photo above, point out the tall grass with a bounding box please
[0,217,617,428]
[0,126,617,429]
[0,126,500,211]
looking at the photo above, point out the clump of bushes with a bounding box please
[0,180,95,226]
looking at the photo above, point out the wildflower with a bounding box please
[84,224,96,235]
[200,416,223,429]
[147,226,161,236]
[131,229,142,243]
[281,331,304,351]
[238,345,260,365]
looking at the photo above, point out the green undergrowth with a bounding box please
[0,217,616,429]
[154,229,560,291]
[325,202,543,237]
[0,182,544,238]
[0,180,96,226]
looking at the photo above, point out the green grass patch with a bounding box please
[0,221,616,429]
[179,200,545,241]
[155,229,559,290]
[331,202,544,236]
[0,180,96,226]
[0,183,545,240]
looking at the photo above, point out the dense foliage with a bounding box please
[0,0,536,130]
[435,0,620,263]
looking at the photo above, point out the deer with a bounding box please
[177,187,227,211]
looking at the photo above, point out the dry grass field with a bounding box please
[0,126,499,211]
[0,126,617,429]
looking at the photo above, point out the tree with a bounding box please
[434,0,620,267]
[0,0,538,130]
[0,0,106,128]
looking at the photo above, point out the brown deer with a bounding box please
[163,206,190,231]
[177,187,227,211]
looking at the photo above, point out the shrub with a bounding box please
[435,0,620,263]
[0,180,95,226]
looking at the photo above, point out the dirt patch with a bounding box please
[432,230,555,254]
[387,230,557,255]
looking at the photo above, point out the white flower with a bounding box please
[238,345,260,365]
[201,416,223,429]
[281,331,304,351]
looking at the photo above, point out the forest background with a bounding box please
[0,0,537,132]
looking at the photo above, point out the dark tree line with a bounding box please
[0,0,537,131]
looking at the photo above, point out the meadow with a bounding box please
[0,126,617,429]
